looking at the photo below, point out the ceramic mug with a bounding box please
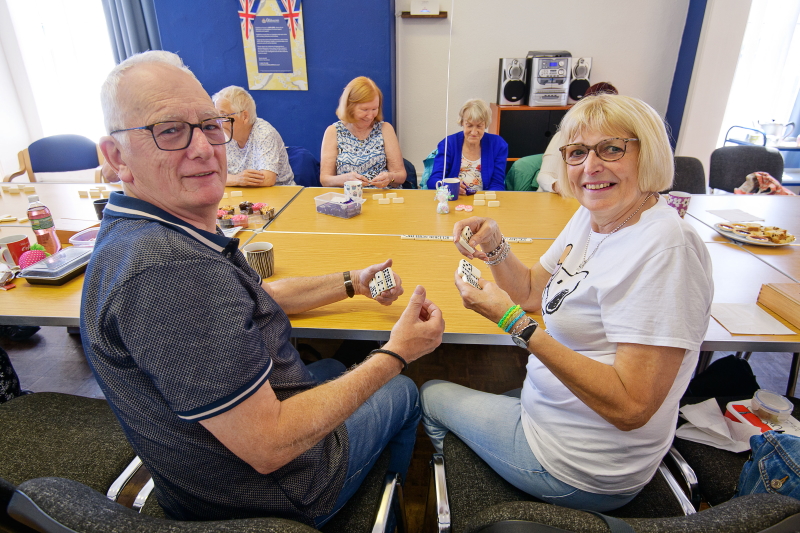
[344,180,363,200]
[435,178,461,200]
[0,234,31,267]
[666,191,692,218]
[243,242,274,279]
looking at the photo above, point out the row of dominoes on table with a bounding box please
[1,184,36,195]
[400,234,533,244]
[471,192,500,207]
[77,186,111,199]
[371,192,405,205]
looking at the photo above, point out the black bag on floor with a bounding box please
[684,354,760,399]
[0,346,22,403]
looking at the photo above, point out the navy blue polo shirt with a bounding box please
[80,192,348,524]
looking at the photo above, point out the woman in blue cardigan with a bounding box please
[427,99,508,192]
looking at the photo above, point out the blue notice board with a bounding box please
[253,16,293,73]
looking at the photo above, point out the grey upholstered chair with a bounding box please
[424,433,800,533]
[673,397,800,508]
[667,156,707,195]
[4,448,405,533]
[708,146,784,193]
[0,392,140,499]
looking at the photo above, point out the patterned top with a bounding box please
[226,118,296,185]
[80,192,347,524]
[335,121,387,181]
[458,156,483,191]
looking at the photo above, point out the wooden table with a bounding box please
[264,188,581,238]
[686,194,800,235]
[250,232,552,344]
[685,194,800,282]
[0,184,304,239]
[0,183,120,239]
[3,190,800,355]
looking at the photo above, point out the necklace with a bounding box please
[578,193,654,269]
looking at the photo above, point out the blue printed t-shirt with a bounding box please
[80,192,348,524]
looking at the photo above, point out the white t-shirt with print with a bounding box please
[520,196,713,494]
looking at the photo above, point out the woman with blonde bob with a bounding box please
[421,94,713,511]
[320,76,406,188]
[427,98,508,192]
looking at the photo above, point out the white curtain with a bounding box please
[719,1,800,144]
[3,0,115,146]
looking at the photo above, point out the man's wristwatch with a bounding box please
[511,318,538,350]
[343,271,355,298]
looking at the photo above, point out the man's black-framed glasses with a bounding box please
[111,117,235,151]
[559,138,638,166]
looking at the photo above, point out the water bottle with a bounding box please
[27,195,61,255]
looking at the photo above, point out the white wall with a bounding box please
[396,0,691,169]
[676,0,751,172]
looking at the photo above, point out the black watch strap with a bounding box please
[343,271,355,298]
[511,318,538,349]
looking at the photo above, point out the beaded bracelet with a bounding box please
[504,311,526,333]
[485,238,511,266]
[370,349,408,372]
[485,236,507,258]
[498,305,521,330]
[510,315,539,336]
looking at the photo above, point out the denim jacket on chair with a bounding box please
[736,431,800,499]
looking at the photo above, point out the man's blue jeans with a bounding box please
[306,359,420,527]
[421,380,639,512]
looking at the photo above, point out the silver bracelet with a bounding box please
[485,238,511,266]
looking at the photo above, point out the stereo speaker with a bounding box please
[497,58,527,106]
[568,57,592,102]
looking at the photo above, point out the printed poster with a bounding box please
[238,0,308,90]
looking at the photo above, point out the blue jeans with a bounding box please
[420,380,639,512]
[308,360,420,527]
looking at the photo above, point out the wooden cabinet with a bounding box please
[489,104,571,161]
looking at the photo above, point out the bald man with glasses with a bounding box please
[82,51,443,527]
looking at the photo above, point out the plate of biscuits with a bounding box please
[713,222,796,246]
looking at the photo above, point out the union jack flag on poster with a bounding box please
[276,0,302,40]
[238,0,308,91]
[238,0,263,40]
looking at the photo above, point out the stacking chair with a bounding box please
[668,156,707,194]
[0,392,139,496]
[287,145,321,187]
[708,146,784,193]
[5,449,406,533]
[427,433,699,532]
[402,159,418,190]
[674,396,800,507]
[3,135,104,183]
[427,434,800,532]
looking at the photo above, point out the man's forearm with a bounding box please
[266,350,403,470]
[203,349,405,475]
[262,271,351,315]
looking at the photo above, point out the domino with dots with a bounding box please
[369,267,397,298]
[458,259,481,279]
[459,226,475,253]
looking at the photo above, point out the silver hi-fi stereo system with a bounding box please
[525,50,571,106]
[496,58,527,105]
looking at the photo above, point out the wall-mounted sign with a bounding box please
[238,0,308,90]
